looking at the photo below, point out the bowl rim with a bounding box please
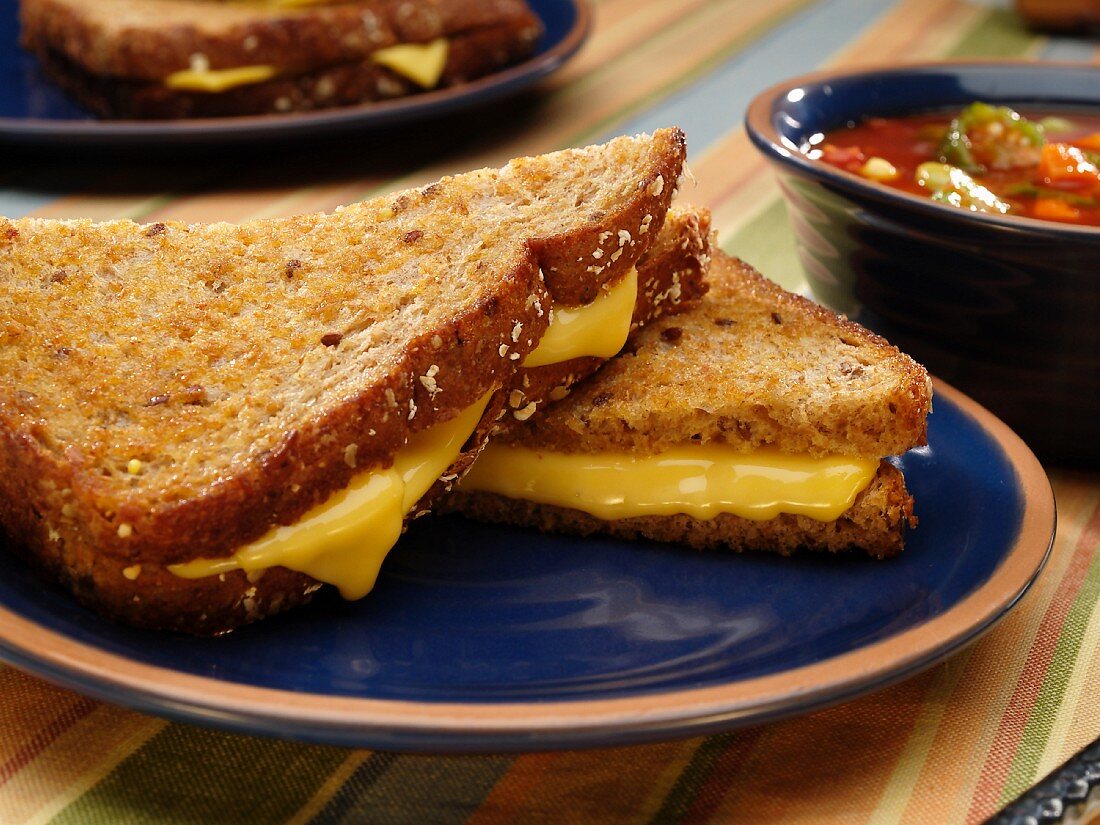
[744,58,1100,238]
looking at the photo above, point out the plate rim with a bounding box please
[0,379,1056,751]
[0,0,592,145]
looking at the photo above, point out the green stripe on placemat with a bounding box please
[1002,551,1100,804]
[307,753,512,824]
[947,7,1037,58]
[721,199,805,293]
[646,734,731,825]
[49,726,348,824]
[307,751,399,823]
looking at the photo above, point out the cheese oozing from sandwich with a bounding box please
[169,268,639,596]
[525,267,638,367]
[459,444,880,523]
[171,391,491,599]
[163,39,450,93]
[369,39,449,89]
[165,64,279,93]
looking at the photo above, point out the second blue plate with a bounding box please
[0,0,590,146]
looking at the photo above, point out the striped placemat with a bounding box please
[2,0,1099,822]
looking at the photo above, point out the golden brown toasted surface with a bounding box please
[419,205,711,515]
[494,205,711,432]
[19,0,542,80]
[448,460,915,559]
[505,252,933,459]
[0,201,705,635]
[0,129,684,573]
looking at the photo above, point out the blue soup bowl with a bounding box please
[745,61,1100,467]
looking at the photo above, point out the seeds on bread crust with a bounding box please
[504,251,932,460]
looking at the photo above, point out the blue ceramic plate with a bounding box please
[0,0,589,147]
[0,381,1054,752]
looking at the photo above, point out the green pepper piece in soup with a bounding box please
[916,162,1011,214]
[938,102,1045,173]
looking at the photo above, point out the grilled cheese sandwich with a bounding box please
[19,0,541,118]
[0,129,693,633]
[170,268,644,598]
[449,251,932,559]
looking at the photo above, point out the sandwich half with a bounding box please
[451,246,933,558]
[0,129,705,634]
[19,0,543,118]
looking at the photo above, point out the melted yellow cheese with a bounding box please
[371,38,449,89]
[524,268,639,368]
[164,37,450,94]
[170,393,490,599]
[460,444,879,522]
[165,65,278,93]
[168,271,639,595]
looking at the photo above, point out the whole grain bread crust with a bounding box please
[0,130,686,633]
[420,206,711,513]
[447,461,915,560]
[444,249,931,562]
[498,206,711,435]
[505,252,933,459]
[20,0,542,80]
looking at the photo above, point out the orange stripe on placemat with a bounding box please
[539,0,718,85]
[965,499,1100,823]
[463,751,559,823]
[467,739,699,824]
[704,672,937,823]
[0,669,101,766]
[0,694,98,787]
[892,605,1037,823]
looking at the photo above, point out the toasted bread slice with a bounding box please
[421,205,711,510]
[0,129,690,633]
[20,0,542,117]
[506,252,930,458]
[494,205,711,433]
[448,251,932,558]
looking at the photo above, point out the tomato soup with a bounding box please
[813,103,1100,226]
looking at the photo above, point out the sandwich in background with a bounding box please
[451,245,933,558]
[19,0,543,118]
[0,129,702,634]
